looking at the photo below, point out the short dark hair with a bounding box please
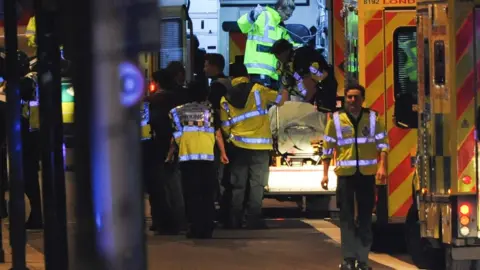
[271,39,293,55]
[345,83,366,98]
[205,53,225,71]
[187,80,209,102]
[151,69,173,89]
[229,62,249,78]
[166,61,185,76]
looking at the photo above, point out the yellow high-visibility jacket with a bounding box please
[220,76,282,150]
[321,108,389,176]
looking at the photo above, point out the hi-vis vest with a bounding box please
[238,6,300,81]
[400,40,417,81]
[220,77,282,150]
[321,109,389,176]
[169,102,215,162]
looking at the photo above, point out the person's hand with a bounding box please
[376,166,387,184]
[220,152,229,164]
[321,175,329,190]
[165,149,175,163]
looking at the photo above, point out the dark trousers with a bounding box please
[337,173,375,263]
[180,160,216,235]
[229,147,269,223]
[22,130,42,226]
[142,140,181,232]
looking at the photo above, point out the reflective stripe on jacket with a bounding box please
[220,77,281,150]
[238,6,300,81]
[321,109,389,176]
[169,102,215,162]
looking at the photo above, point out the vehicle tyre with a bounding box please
[445,247,472,270]
[405,204,443,269]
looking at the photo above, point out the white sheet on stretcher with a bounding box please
[268,101,327,154]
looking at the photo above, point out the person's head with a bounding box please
[229,62,249,79]
[275,0,295,21]
[344,84,366,114]
[187,80,209,103]
[192,34,200,49]
[166,61,186,86]
[151,69,173,91]
[204,53,225,77]
[271,39,294,64]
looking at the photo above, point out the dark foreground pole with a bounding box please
[65,0,154,268]
[63,0,100,268]
[34,0,69,268]
[4,1,27,269]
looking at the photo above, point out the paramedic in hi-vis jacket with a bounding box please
[220,65,288,229]
[320,84,388,270]
[237,0,299,89]
[167,81,229,239]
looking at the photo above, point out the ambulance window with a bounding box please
[159,19,183,68]
[393,26,418,129]
[434,40,446,85]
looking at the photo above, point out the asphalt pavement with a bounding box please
[21,199,417,270]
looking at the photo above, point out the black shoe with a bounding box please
[149,225,157,232]
[339,258,356,270]
[355,262,371,270]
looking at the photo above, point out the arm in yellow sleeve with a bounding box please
[237,6,267,34]
[321,119,337,160]
[219,98,231,137]
[374,114,389,153]
[261,85,288,106]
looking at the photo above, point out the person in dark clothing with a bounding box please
[191,35,207,85]
[271,39,338,111]
[143,68,190,235]
[166,61,186,88]
[204,53,230,205]
[204,53,228,110]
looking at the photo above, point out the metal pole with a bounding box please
[62,0,100,268]
[3,0,28,269]
[93,1,148,268]
[34,0,69,268]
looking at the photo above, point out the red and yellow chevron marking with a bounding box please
[362,9,416,218]
[332,0,345,96]
[229,32,246,64]
[455,11,476,193]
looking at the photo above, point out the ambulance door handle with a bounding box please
[201,20,204,29]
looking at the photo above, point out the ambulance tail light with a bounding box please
[148,82,156,93]
[460,204,470,216]
[457,200,477,238]
[462,175,472,185]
